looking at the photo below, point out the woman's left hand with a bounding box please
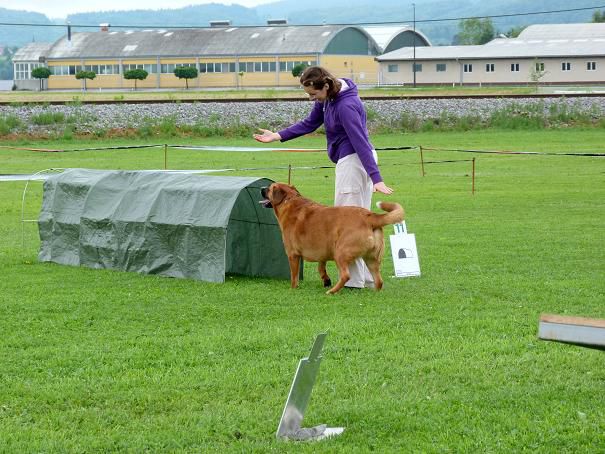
[373,182,394,194]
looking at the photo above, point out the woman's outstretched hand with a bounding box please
[373,182,394,195]
[253,129,281,143]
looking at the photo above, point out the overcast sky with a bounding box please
[3,1,273,19]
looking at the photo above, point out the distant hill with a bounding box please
[0,7,63,47]
[0,0,601,47]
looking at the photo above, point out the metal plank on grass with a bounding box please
[538,314,605,351]
[276,333,344,441]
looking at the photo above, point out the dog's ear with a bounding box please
[288,184,301,195]
[271,186,288,206]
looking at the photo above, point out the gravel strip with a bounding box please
[1,97,604,135]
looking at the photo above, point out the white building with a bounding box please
[376,23,605,86]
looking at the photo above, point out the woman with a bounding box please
[253,66,394,289]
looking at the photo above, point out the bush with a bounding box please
[292,63,307,78]
[158,116,178,136]
[62,125,74,140]
[365,107,378,122]
[137,117,156,138]
[31,67,51,90]
[0,115,22,135]
[398,112,423,132]
[488,103,546,130]
[124,69,148,90]
[30,111,65,125]
[3,114,21,129]
[174,66,198,89]
[75,70,96,90]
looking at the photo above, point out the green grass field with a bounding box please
[1,129,604,452]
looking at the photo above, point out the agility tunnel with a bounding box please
[38,169,292,283]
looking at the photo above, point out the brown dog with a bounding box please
[260,183,404,294]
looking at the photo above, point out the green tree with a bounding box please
[504,25,526,38]
[123,68,148,90]
[456,18,495,45]
[174,66,198,89]
[75,70,96,91]
[31,67,51,91]
[529,59,548,93]
[292,63,307,78]
[0,46,17,80]
[593,10,605,22]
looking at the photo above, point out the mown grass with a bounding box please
[1,129,604,452]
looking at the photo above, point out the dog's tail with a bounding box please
[371,201,405,228]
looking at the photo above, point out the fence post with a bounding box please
[164,144,168,170]
[472,157,476,195]
[288,164,292,185]
[420,145,426,176]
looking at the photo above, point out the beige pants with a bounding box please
[334,151,378,288]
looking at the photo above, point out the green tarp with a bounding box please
[38,169,291,282]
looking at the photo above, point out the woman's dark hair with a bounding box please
[300,66,342,100]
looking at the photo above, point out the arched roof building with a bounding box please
[46,25,382,60]
[362,25,431,53]
[13,23,431,90]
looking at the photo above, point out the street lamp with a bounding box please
[412,3,416,88]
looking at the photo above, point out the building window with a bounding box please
[14,62,43,80]
[587,61,596,71]
[485,63,495,72]
[561,62,571,71]
[15,63,28,80]
[511,63,520,72]
[413,63,422,72]
[387,64,399,73]
[123,63,156,74]
[162,63,197,73]
[436,63,446,72]
[80,64,119,75]
[50,65,71,76]
[463,63,473,73]
[535,62,544,72]
[254,60,316,73]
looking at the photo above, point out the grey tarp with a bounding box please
[38,169,292,282]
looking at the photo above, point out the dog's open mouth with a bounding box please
[259,198,272,208]
[259,187,272,208]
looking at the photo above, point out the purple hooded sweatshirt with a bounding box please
[278,78,382,184]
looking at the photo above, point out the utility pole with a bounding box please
[412,3,417,88]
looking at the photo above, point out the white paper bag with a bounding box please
[390,222,421,277]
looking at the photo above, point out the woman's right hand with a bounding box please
[253,129,281,143]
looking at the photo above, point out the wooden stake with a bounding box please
[420,145,425,176]
[472,157,476,195]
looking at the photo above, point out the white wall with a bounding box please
[379,57,605,85]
